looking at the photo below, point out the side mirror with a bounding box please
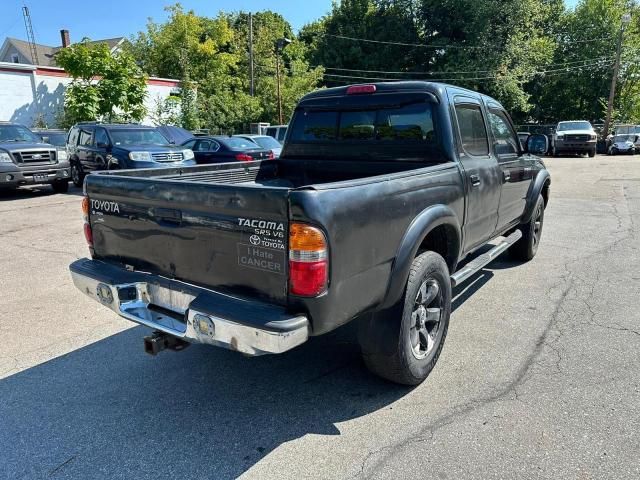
[526,134,548,155]
[96,141,110,149]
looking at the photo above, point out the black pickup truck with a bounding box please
[69,82,550,385]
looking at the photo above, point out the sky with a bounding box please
[1,0,581,48]
[0,0,334,47]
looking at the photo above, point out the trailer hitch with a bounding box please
[143,331,190,355]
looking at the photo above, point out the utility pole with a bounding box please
[249,13,254,97]
[276,53,283,124]
[603,13,632,138]
[275,38,291,125]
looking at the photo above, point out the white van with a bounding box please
[265,125,288,145]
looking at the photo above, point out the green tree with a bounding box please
[531,0,638,123]
[149,95,181,126]
[129,5,323,131]
[301,0,559,118]
[230,11,323,125]
[300,0,422,82]
[416,0,558,117]
[611,3,640,124]
[56,39,147,125]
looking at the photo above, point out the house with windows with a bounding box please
[0,30,125,66]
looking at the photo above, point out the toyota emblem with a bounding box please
[249,235,261,245]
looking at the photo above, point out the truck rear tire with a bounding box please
[511,194,545,262]
[359,251,451,385]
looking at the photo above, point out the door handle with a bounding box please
[470,174,481,187]
[503,171,511,182]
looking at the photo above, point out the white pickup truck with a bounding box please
[551,121,597,157]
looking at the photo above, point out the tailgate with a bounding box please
[85,174,290,304]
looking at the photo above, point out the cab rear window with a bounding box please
[289,101,436,144]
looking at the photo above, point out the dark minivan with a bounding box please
[67,123,196,187]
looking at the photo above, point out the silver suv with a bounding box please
[552,121,597,157]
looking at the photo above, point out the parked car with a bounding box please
[233,134,283,158]
[181,136,273,164]
[32,129,68,148]
[70,81,550,386]
[608,135,636,155]
[614,126,640,151]
[0,122,70,193]
[155,125,195,145]
[67,123,195,187]
[265,124,287,144]
[551,121,597,157]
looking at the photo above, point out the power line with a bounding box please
[0,15,22,40]
[322,60,613,83]
[318,32,616,50]
[321,56,611,76]
[257,56,610,78]
[321,33,485,49]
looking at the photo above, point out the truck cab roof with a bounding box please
[299,81,507,111]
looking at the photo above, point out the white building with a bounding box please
[0,62,180,127]
[0,31,180,127]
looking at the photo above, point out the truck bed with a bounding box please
[98,158,447,189]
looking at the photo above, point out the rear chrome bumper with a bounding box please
[69,258,309,356]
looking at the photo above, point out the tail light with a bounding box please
[289,223,328,297]
[235,153,253,162]
[81,196,94,253]
[346,84,376,95]
[268,151,275,160]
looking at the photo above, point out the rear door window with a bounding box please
[195,140,211,152]
[68,127,79,147]
[94,128,109,147]
[454,104,489,156]
[487,109,520,158]
[79,128,94,147]
[277,128,287,142]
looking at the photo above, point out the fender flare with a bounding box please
[522,170,551,223]
[381,204,461,309]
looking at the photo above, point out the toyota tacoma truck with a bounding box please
[0,122,70,193]
[69,82,550,385]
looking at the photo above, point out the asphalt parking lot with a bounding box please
[1,154,639,480]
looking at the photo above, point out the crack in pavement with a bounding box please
[48,455,76,476]
[349,183,637,479]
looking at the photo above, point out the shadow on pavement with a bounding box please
[0,325,408,480]
[0,184,82,201]
[0,237,524,479]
